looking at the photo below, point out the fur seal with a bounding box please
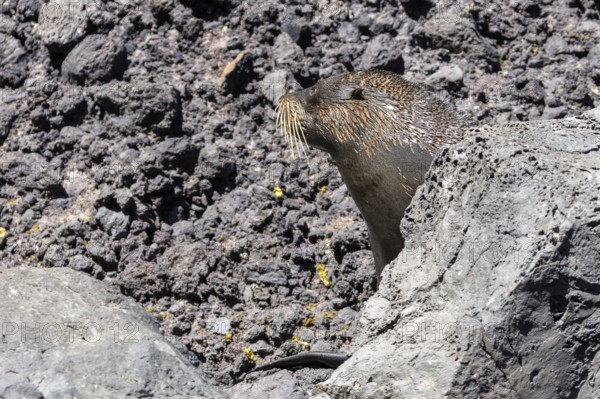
[276,69,471,282]
[251,70,472,374]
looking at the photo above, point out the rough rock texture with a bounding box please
[0,0,599,397]
[0,33,28,87]
[34,0,95,53]
[61,34,127,84]
[315,108,600,399]
[227,370,305,399]
[0,267,227,399]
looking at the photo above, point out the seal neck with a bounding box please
[329,144,434,278]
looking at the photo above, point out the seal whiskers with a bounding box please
[275,100,308,158]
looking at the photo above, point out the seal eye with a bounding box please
[350,88,365,101]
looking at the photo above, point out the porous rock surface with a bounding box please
[314,108,600,399]
[0,267,227,399]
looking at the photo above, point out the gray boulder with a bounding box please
[0,152,63,193]
[314,108,600,398]
[92,78,183,135]
[0,33,28,87]
[360,33,404,73]
[0,267,228,399]
[227,370,305,399]
[35,0,96,53]
[61,34,127,85]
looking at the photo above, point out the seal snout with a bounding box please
[275,93,309,157]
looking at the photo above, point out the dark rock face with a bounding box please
[61,34,127,84]
[319,108,600,399]
[0,0,598,397]
[0,267,227,398]
[0,33,28,87]
[34,0,94,54]
[360,33,405,73]
[0,152,64,193]
[92,78,183,134]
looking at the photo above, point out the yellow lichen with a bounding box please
[0,227,7,239]
[316,263,332,288]
[320,186,328,193]
[292,336,310,349]
[160,311,168,319]
[244,348,258,363]
[305,303,316,311]
[146,307,153,313]
[303,317,315,327]
[225,332,233,342]
[324,311,338,319]
[272,186,284,199]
